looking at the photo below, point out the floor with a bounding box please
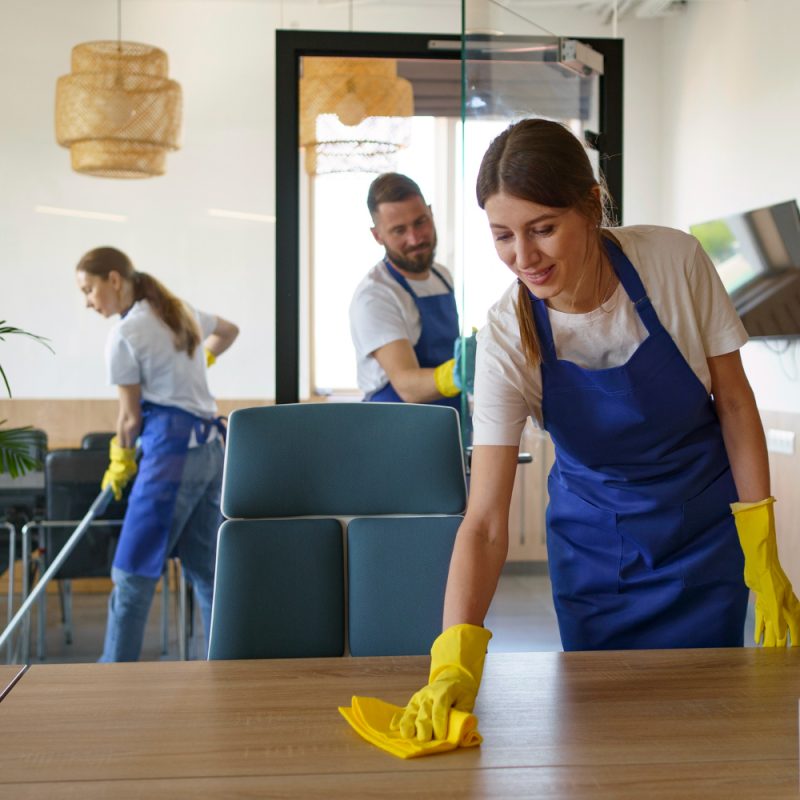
[2,565,756,664]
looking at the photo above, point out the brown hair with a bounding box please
[367,172,425,220]
[76,246,201,357]
[476,118,615,368]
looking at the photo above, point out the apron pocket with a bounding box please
[547,476,621,597]
[679,468,743,587]
[616,504,683,573]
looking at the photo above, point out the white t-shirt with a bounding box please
[106,299,218,418]
[472,225,749,446]
[349,259,455,395]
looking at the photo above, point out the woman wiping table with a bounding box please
[392,118,800,743]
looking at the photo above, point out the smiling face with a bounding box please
[76,269,124,317]
[484,191,602,313]
[370,195,437,278]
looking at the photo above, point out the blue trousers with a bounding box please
[99,438,224,662]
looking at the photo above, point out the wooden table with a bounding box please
[1,649,799,798]
[0,663,26,702]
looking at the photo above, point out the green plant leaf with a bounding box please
[0,424,41,478]
[0,321,54,398]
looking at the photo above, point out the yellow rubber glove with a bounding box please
[205,348,216,367]
[101,436,137,501]
[390,623,492,741]
[339,696,482,759]
[433,358,459,397]
[731,497,800,646]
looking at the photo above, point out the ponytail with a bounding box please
[514,282,542,369]
[133,272,201,357]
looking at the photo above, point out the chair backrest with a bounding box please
[80,431,115,450]
[43,449,128,578]
[208,402,466,660]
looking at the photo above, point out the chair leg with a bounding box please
[36,577,46,662]
[6,524,16,631]
[19,528,31,665]
[187,582,196,660]
[178,562,188,661]
[160,569,169,656]
[62,580,73,645]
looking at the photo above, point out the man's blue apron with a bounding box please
[114,402,225,579]
[368,259,461,411]
[533,238,748,650]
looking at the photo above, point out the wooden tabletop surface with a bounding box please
[1,649,799,798]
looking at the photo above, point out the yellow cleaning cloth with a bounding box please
[338,695,482,759]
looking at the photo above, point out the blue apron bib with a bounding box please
[534,238,747,651]
[368,259,461,412]
[114,402,226,579]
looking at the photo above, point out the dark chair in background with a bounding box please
[80,431,115,451]
[30,448,127,659]
[208,402,467,660]
[59,431,196,660]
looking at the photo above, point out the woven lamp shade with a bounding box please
[55,41,182,178]
[300,57,414,175]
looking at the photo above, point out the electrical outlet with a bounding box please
[766,428,796,455]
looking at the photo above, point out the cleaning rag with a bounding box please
[338,695,482,759]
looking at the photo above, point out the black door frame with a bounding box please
[275,29,623,404]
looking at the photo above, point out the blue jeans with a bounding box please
[99,438,224,662]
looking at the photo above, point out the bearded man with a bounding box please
[349,172,472,409]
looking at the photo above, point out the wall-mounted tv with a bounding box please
[690,200,800,338]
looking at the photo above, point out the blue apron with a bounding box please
[114,402,225,579]
[535,239,747,651]
[368,259,461,412]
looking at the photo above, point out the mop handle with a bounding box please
[0,486,114,652]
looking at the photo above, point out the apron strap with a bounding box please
[603,238,662,337]
[383,259,454,297]
[192,415,227,445]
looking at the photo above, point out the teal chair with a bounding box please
[207,402,466,660]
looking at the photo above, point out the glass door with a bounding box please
[458,0,607,345]
[458,2,612,559]
[273,28,621,405]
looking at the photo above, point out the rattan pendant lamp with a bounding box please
[54,1,182,178]
[299,56,414,176]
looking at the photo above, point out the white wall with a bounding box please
[659,0,800,412]
[1,0,660,401]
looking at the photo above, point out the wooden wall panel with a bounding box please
[0,399,272,449]
[3,400,797,580]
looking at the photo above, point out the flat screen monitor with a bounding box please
[690,199,800,296]
[690,200,800,338]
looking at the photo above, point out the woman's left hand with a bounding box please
[731,497,800,646]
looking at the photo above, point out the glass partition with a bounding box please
[458,0,603,360]
[274,29,620,405]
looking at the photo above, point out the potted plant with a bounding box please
[0,322,53,476]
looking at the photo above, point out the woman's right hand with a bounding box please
[101,436,138,500]
[390,624,492,741]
